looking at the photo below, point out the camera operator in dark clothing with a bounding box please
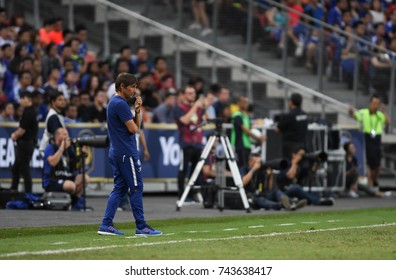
[242,152,307,211]
[275,93,308,159]
[42,127,90,210]
[277,146,335,206]
[10,91,39,193]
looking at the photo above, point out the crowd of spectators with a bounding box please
[217,0,396,103]
[0,8,193,125]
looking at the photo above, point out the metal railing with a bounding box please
[95,0,350,113]
[8,0,383,122]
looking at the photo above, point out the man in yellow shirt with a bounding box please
[349,94,390,188]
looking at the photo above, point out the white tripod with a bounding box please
[176,121,251,213]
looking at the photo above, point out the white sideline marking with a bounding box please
[223,228,238,231]
[277,223,296,226]
[327,220,342,223]
[248,225,265,229]
[1,223,395,258]
[50,242,69,245]
[301,222,319,224]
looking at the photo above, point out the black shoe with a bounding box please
[319,197,335,206]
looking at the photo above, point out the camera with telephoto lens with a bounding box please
[302,151,327,164]
[70,135,109,148]
[260,158,289,170]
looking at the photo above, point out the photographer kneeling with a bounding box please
[242,152,307,211]
[42,127,91,210]
[277,146,334,206]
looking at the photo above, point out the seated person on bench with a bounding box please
[42,127,90,210]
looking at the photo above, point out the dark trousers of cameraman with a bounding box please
[10,140,35,193]
[177,146,202,199]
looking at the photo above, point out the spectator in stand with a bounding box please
[0,102,15,121]
[80,60,99,90]
[31,89,46,122]
[114,56,131,79]
[88,90,107,123]
[371,22,386,44]
[41,42,61,81]
[0,8,7,26]
[370,38,392,98]
[213,86,230,117]
[327,0,348,27]
[385,10,396,40]
[48,17,63,45]
[77,91,92,122]
[58,70,79,101]
[188,75,205,96]
[369,0,386,24]
[32,59,42,79]
[17,27,34,56]
[152,90,176,123]
[115,45,133,72]
[139,71,161,112]
[0,24,14,47]
[57,28,73,55]
[134,61,149,79]
[38,18,54,48]
[98,60,112,85]
[83,74,101,101]
[188,0,213,37]
[69,93,80,108]
[68,37,84,73]
[9,43,28,75]
[157,74,176,101]
[151,56,175,91]
[106,58,131,100]
[1,44,12,67]
[43,68,61,96]
[9,70,34,104]
[64,103,78,124]
[130,46,153,74]
[75,24,88,60]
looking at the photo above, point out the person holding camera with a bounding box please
[277,146,335,206]
[42,127,90,210]
[349,94,390,189]
[242,152,307,211]
[231,96,265,173]
[98,73,161,236]
[175,85,206,202]
[275,93,308,159]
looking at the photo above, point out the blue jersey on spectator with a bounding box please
[107,95,138,157]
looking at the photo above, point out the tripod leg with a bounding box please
[176,135,217,211]
[220,136,251,212]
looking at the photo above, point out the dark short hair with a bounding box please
[370,93,381,101]
[115,73,137,92]
[19,90,32,99]
[49,90,64,103]
[343,141,352,153]
[290,93,302,107]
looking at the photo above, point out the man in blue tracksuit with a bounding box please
[98,73,161,236]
